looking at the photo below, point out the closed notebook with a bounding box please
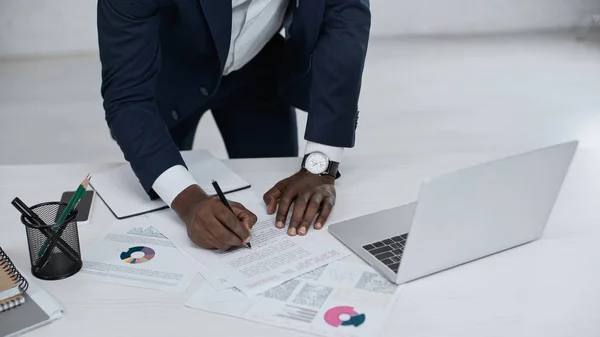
[0,293,51,337]
[90,150,251,219]
[0,269,21,301]
[0,247,62,337]
[0,294,25,313]
[0,247,29,312]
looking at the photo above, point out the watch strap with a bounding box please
[327,160,341,179]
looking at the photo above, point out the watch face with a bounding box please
[305,152,329,174]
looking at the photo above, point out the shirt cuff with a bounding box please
[304,141,344,163]
[152,165,198,207]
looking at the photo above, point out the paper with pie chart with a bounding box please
[185,261,403,337]
[77,216,197,292]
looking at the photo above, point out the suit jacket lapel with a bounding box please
[198,0,232,72]
[282,0,294,38]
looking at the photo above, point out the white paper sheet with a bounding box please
[150,190,351,295]
[186,261,403,337]
[77,216,197,292]
[90,150,251,219]
[180,248,233,291]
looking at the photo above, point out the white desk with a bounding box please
[1,150,599,337]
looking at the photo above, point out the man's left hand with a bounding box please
[263,170,336,236]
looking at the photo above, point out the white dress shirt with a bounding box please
[153,0,344,207]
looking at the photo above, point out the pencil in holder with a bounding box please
[20,202,83,280]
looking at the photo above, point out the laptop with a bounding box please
[329,141,578,284]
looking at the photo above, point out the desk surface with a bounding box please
[1,150,599,337]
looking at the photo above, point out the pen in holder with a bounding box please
[20,202,83,280]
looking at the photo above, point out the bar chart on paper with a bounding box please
[277,305,319,323]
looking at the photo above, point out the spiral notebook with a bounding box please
[0,247,64,337]
[0,248,29,313]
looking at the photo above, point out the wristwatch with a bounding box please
[302,152,341,179]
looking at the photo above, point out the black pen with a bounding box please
[212,180,252,249]
[11,197,46,227]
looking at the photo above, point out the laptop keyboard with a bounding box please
[362,233,409,273]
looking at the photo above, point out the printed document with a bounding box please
[77,216,197,292]
[186,261,403,337]
[150,190,351,295]
[180,249,233,291]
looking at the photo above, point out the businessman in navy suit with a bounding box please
[98,0,370,249]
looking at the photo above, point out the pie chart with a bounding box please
[324,306,366,328]
[120,246,156,264]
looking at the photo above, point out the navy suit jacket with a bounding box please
[97,0,371,196]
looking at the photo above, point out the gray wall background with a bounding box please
[1,0,599,57]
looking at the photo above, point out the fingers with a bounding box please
[275,188,296,230]
[205,216,243,248]
[263,180,286,215]
[230,201,258,230]
[297,194,323,236]
[314,197,334,230]
[214,203,251,245]
[288,193,311,236]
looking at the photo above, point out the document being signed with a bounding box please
[150,190,351,295]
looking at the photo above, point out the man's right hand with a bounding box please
[171,185,257,250]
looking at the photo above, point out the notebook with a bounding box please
[0,276,22,305]
[90,150,252,219]
[0,247,29,312]
[1,295,25,312]
[0,247,64,337]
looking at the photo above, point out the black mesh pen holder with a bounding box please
[21,202,83,280]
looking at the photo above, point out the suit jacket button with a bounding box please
[200,87,209,96]
[171,110,179,120]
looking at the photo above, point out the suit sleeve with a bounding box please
[98,0,186,198]
[305,0,371,148]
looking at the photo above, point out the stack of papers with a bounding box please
[187,261,403,337]
[148,190,403,336]
[79,183,402,336]
[150,190,353,295]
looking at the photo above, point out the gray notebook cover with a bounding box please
[0,293,50,337]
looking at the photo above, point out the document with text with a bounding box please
[77,216,197,292]
[180,248,232,291]
[150,190,351,295]
[186,261,403,337]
